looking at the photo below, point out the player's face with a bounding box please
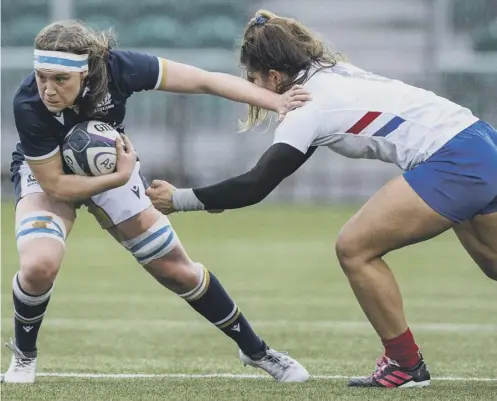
[35,69,86,113]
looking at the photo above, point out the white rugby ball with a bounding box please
[62,120,123,176]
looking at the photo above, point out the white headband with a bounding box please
[34,49,89,72]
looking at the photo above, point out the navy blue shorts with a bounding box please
[404,120,497,223]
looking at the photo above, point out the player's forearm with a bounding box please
[172,144,316,212]
[173,176,273,212]
[202,72,281,111]
[47,173,124,202]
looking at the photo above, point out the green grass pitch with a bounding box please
[1,202,496,400]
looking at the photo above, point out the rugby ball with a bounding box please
[62,120,123,176]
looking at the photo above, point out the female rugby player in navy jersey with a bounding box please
[4,19,311,383]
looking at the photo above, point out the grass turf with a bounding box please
[1,203,496,400]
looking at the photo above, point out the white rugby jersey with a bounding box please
[273,62,479,171]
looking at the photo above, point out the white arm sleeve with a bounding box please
[272,104,322,154]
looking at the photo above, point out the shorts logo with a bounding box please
[131,185,140,199]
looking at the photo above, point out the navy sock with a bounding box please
[180,266,266,357]
[12,273,52,354]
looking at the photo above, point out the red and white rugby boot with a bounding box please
[348,354,430,388]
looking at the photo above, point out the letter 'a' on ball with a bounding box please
[62,120,123,176]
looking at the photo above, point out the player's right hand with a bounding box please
[145,179,177,215]
[277,85,312,122]
[115,134,137,185]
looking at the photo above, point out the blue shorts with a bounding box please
[404,120,497,223]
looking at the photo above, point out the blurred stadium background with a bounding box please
[1,0,496,202]
[1,2,497,400]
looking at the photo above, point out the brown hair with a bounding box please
[35,20,116,116]
[239,10,343,130]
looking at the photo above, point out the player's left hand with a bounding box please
[277,85,312,121]
[145,179,177,215]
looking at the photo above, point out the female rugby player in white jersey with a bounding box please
[4,20,312,384]
[148,10,497,389]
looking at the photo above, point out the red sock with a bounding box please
[381,328,420,369]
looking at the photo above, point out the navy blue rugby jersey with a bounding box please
[12,50,162,167]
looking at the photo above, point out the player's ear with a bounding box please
[268,70,282,87]
[269,70,287,93]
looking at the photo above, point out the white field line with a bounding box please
[1,318,495,333]
[2,293,494,310]
[34,372,497,382]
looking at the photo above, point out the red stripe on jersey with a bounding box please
[346,111,382,135]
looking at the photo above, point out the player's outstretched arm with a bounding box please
[28,136,137,202]
[156,59,310,119]
[146,104,321,214]
[146,144,316,214]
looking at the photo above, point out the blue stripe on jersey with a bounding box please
[35,55,88,68]
[372,116,406,137]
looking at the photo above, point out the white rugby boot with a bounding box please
[2,339,37,383]
[239,347,310,382]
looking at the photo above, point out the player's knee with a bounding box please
[147,258,202,294]
[163,260,199,288]
[16,212,66,291]
[19,250,60,290]
[335,232,365,275]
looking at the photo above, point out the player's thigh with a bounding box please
[86,163,196,287]
[109,206,196,285]
[336,176,454,268]
[453,213,497,279]
[339,129,497,270]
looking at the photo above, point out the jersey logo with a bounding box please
[95,92,114,112]
[26,173,38,187]
[53,111,64,125]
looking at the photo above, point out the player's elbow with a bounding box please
[183,68,212,94]
[43,185,67,201]
[50,189,75,202]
